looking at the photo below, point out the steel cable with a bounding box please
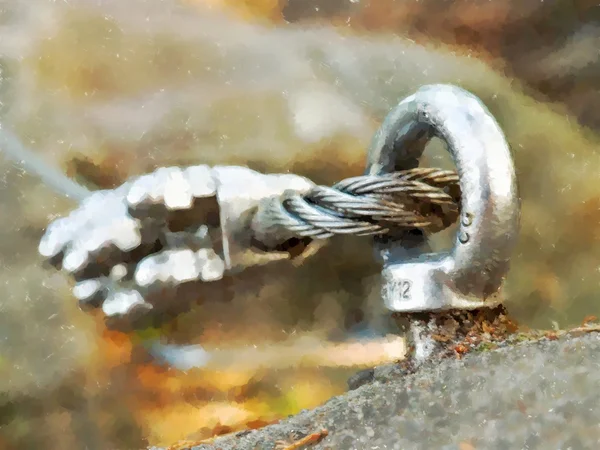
[262,168,461,239]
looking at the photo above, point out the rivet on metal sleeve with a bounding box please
[365,84,520,314]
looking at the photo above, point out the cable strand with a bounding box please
[261,167,461,239]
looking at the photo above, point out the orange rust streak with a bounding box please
[277,429,329,450]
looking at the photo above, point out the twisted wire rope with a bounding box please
[264,168,461,239]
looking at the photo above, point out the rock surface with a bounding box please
[173,331,600,450]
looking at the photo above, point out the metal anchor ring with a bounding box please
[365,84,520,312]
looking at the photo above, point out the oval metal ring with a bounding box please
[365,84,520,312]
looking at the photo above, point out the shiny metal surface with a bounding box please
[250,167,460,247]
[366,84,520,312]
[36,163,318,320]
[11,83,519,321]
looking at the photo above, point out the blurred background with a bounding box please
[1,0,600,448]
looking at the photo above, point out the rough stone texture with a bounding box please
[174,331,600,450]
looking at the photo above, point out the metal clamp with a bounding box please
[366,84,520,313]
